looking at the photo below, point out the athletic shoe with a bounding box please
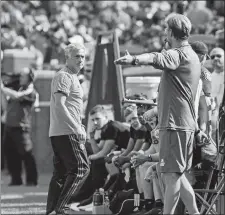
[68,202,80,211]
[78,202,93,211]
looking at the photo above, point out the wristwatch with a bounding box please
[131,55,139,65]
[148,154,153,162]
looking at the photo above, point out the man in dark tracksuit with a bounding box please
[46,43,90,215]
[1,67,38,186]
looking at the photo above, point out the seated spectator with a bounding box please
[88,105,130,161]
[99,104,149,213]
[130,107,163,214]
[190,42,218,191]
[210,47,224,108]
[72,105,130,208]
[113,105,147,171]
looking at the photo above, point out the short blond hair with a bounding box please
[165,13,192,40]
[64,43,86,60]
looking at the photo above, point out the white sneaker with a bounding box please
[78,202,93,211]
[68,202,80,211]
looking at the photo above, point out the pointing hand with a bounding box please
[114,50,133,65]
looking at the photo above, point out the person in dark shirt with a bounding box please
[1,67,38,186]
[110,104,148,212]
[113,105,148,170]
[88,105,130,161]
[74,105,130,207]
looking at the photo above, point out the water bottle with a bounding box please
[92,189,104,214]
[93,189,103,206]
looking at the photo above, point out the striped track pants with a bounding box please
[46,134,90,214]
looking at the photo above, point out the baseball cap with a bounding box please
[190,41,210,59]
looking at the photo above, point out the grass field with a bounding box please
[1,173,92,215]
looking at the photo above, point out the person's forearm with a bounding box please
[1,94,7,110]
[89,139,101,153]
[90,151,105,160]
[121,147,133,157]
[120,141,134,157]
[2,86,33,99]
[198,114,207,132]
[141,142,150,151]
[135,53,155,65]
[2,87,21,99]
[56,104,81,131]
[144,147,153,155]
[120,150,129,157]
[195,121,200,132]
[198,96,208,132]
[132,142,143,153]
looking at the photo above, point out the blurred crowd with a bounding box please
[1,1,224,67]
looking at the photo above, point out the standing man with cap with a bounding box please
[209,47,224,141]
[46,43,90,215]
[210,47,224,107]
[1,67,38,186]
[115,13,207,215]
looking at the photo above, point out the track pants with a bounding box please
[46,134,90,214]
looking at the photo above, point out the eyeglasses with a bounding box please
[210,54,222,59]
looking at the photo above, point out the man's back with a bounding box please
[158,45,201,131]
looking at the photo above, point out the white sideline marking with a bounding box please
[1,194,24,200]
[1,208,46,214]
[1,202,46,207]
[24,192,48,196]
[1,192,47,200]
